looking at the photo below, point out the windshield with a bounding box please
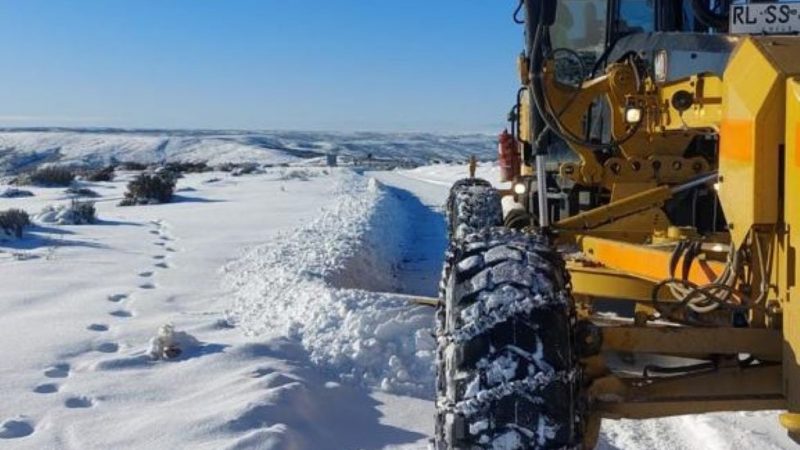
[617,0,656,35]
[551,0,608,56]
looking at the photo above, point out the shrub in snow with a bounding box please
[218,162,260,176]
[64,187,100,198]
[216,162,236,172]
[232,164,261,176]
[148,323,199,360]
[163,161,210,174]
[0,209,30,239]
[25,166,76,187]
[119,172,176,206]
[0,188,34,198]
[85,166,115,182]
[118,161,148,171]
[35,200,96,225]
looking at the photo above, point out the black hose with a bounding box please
[651,277,758,327]
[668,240,688,279]
[681,241,702,282]
[513,0,525,25]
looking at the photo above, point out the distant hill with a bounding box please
[0,128,498,173]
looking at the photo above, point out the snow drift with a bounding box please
[224,170,436,396]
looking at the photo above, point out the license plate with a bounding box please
[730,2,800,34]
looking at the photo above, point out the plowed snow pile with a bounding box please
[224,171,436,396]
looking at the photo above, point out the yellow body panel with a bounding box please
[784,77,800,416]
[718,37,800,246]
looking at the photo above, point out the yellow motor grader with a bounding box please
[435,0,800,448]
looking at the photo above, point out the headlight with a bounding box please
[513,182,527,195]
[654,50,668,83]
[625,107,643,124]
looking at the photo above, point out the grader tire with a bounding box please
[446,179,502,241]
[435,227,583,449]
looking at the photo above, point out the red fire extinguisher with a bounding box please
[498,129,520,183]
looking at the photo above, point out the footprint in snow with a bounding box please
[44,363,70,379]
[33,383,59,394]
[107,294,128,303]
[0,418,34,439]
[154,262,170,269]
[87,323,109,332]
[159,235,171,241]
[149,230,160,235]
[165,247,177,252]
[109,309,133,318]
[153,255,167,260]
[250,367,277,378]
[154,242,165,247]
[139,271,153,278]
[95,342,119,353]
[64,396,94,409]
[139,282,156,290]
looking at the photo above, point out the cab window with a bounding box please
[616,0,656,36]
[550,0,608,56]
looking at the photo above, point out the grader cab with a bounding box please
[435,0,800,448]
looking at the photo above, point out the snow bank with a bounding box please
[224,171,435,396]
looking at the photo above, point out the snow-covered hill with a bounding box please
[0,129,497,174]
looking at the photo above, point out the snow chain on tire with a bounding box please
[435,227,584,449]
[446,178,503,241]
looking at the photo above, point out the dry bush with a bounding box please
[119,172,176,206]
[0,209,30,238]
[26,166,75,187]
[86,166,115,182]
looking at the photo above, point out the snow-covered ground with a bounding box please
[0,161,796,449]
[0,129,497,173]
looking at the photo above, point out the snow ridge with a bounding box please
[224,170,435,396]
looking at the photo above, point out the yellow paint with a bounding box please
[578,236,725,285]
[719,119,754,162]
[780,412,800,433]
[718,37,800,246]
[796,122,800,168]
[783,77,800,420]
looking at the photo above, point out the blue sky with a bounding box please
[0,1,522,132]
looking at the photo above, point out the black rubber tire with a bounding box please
[435,227,583,450]
[446,178,502,241]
